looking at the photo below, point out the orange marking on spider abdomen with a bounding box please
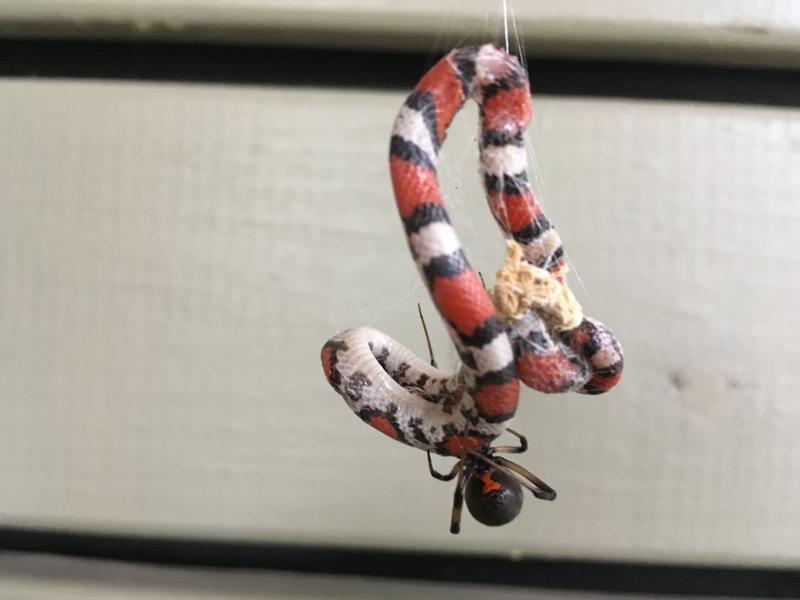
[479,471,502,494]
[431,271,496,336]
[369,416,400,440]
[516,350,580,393]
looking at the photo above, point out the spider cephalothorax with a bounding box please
[427,428,556,533]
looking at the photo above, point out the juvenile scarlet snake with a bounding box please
[321,45,623,460]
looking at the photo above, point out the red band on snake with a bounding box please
[322,45,623,457]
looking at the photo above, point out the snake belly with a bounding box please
[321,45,623,457]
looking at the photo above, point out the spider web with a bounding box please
[354,0,599,374]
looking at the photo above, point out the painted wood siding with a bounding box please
[2,78,798,566]
[2,1,800,67]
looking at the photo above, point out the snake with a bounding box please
[321,45,623,457]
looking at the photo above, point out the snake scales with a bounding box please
[321,45,623,458]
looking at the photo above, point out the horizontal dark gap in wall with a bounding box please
[2,527,800,598]
[2,38,800,106]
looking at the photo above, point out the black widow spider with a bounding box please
[426,428,556,534]
[418,303,557,534]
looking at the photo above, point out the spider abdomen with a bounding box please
[465,467,524,527]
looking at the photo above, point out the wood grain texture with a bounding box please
[2,1,800,68]
[0,79,799,566]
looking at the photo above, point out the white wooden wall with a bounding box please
[3,1,800,67]
[2,2,800,597]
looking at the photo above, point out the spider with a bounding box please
[418,303,557,534]
[426,428,556,534]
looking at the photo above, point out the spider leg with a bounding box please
[494,455,557,501]
[427,451,460,481]
[489,427,528,454]
[449,462,468,534]
[417,303,437,368]
[465,450,555,501]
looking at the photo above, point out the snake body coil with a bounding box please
[322,45,623,457]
